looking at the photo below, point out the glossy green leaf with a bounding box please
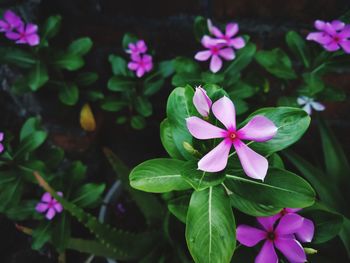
[68,37,93,56]
[109,55,129,76]
[130,158,190,193]
[0,47,36,68]
[27,61,49,91]
[286,31,311,68]
[54,53,84,71]
[193,16,209,42]
[228,81,256,99]
[339,217,350,258]
[20,117,42,142]
[52,213,71,252]
[172,57,200,74]
[167,195,190,223]
[41,15,62,39]
[131,115,146,130]
[186,186,236,263]
[15,131,48,158]
[100,99,127,112]
[160,119,184,160]
[58,83,79,105]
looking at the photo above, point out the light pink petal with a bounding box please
[54,203,63,213]
[233,139,268,180]
[210,25,224,38]
[236,225,266,247]
[331,20,345,31]
[257,215,280,232]
[237,115,277,142]
[144,61,153,72]
[201,35,216,48]
[209,54,222,73]
[0,132,4,141]
[35,203,49,213]
[311,101,325,111]
[186,116,225,139]
[57,192,63,197]
[339,26,350,38]
[195,50,212,61]
[295,218,314,243]
[275,214,304,235]
[136,67,145,78]
[285,208,302,213]
[225,23,239,38]
[128,62,139,71]
[130,53,141,62]
[323,41,340,52]
[218,48,235,60]
[46,208,56,220]
[324,22,337,36]
[193,87,212,117]
[5,31,20,40]
[314,20,326,30]
[0,144,4,153]
[26,34,40,46]
[143,54,152,63]
[275,238,306,263]
[229,37,246,49]
[306,32,332,45]
[340,40,350,53]
[255,241,278,263]
[212,96,236,130]
[198,140,231,172]
[25,23,38,34]
[302,103,312,115]
[136,40,147,53]
[41,192,52,203]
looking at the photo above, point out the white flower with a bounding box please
[297,96,325,115]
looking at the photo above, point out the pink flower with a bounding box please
[193,86,212,117]
[297,96,325,115]
[237,214,307,263]
[6,23,40,46]
[128,54,153,78]
[35,192,63,220]
[0,132,4,154]
[186,96,277,180]
[195,36,235,73]
[306,20,350,53]
[0,10,23,33]
[207,19,246,49]
[127,40,147,55]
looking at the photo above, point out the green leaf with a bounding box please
[14,131,48,158]
[277,96,299,107]
[172,72,202,87]
[68,37,93,56]
[87,90,104,101]
[319,86,346,102]
[244,107,310,155]
[67,161,87,187]
[100,99,127,112]
[228,81,256,99]
[27,61,49,91]
[58,83,79,106]
[160,119,184,160]
[186,186,236,263]
[269,153,285,169]
[285,31,311,68]
[41,15,62,40]
[76,72,99,86]
[339,217,350,258]
[0,47,36,68]
[135,96,153,117]
[172,57,200,74]
[167,195,190,223]
[144,73,164,96]
[6,200,38,220]
[44,146,64,169]
[167,86,197,160]
[159,60,174,78]
[130,158,191,193]
[299,73,325,96]
[201,72,225,84]
[54,53,84,71]
[108,76,135,91]
[20,117,42,142]
[32,221,52,250]
[130,115,146,130]
[122,33,138,50]
[181,160,225,191]
[71,183,105,208]
[255,48,297,79]
[0,177,23,212]
[193,16,209,42]
[109,55,129,76]
[52,213,71,252]
[225,168,316,209]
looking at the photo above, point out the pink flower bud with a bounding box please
[193,86,212,117]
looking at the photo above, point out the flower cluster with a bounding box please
[194,20,245,73]
[297,96,325,115]
[307,19,350,53]
[0,10,40,46]
[126,39,153,78]
[186,87,277,180]
[237,208,315,263]
[36,192,63,220]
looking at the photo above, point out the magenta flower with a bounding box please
[193,86,212,117]
[6,23,40,46]
[127,40,147,55]
[306,20,350,53]
[237,214,307,263]
[0,132,4,154]
[0,10,23,33]
[186,96,277,180]
[207,20,246,50]
[35,192,63,220]
[195,36,235,73]
[128,53,153,78]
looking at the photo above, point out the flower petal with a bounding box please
[257,215,280,232]
[209,54,222,73]
[46,208,56,220]
[193,87,212,117]
[306,32,332,45]
[186,116,226,139]
[314,20,326,30]
[339,25,350,38]
[340,40,350,53]
[295,218,314,243]
[323,41,340,52]
[233,139,268,180]
[136,40,147,53]
[229,37,245,49]
[136,67,145,78]
[302,103,312,115]
[225,23,238,38]
[128,62,139,70]
[275,238,306,263]
[331,20,345,31]
[198,140,231,172]
[194,50,212,61]
[4,10,22,28]
[311,101,325,111]
[275,214,304,235]
[25,23,38,34]
[236,225,266,247]
[237,115,277,142]
[255,241,278,263]
[285,208,302,213]
[210,25,224,38]
[35,203,49,213]
[0,144,3,153]
[297,96,308,105]
[54,203,63,213]
[41,192,52,203]
[212,96,236,130]
[26,34,40,46]
[5,31,20,40]
[218,48,235,60]
[0,132,4,141]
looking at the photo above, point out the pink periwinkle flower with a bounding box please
[237,214,308,263]
[6,23,40,46]
[193,86,212,117]
[195,36,235,73]
[306,20,350,53]
[297,96,325,115]
[186,96,277,180]
[207,19,246,49]
[36,192,63,220]
[0,10,23,33]
[127,40,147,55]
[128,53,153,78]
[0,132,4,153]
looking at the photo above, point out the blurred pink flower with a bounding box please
[193,86,212,117]
[0,10,23,33]
[128,53,153,78]
[0,132,4,154]
[6,23,40,46]
[36,192,63,220]
[127,40,147,55]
